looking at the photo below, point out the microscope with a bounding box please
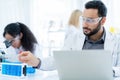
[0,40,12,62]
[0,40,35,77]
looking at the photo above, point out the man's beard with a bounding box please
[83,22,101,37]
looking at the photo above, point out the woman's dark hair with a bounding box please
[85,0,107,17]
[3,22,38,53]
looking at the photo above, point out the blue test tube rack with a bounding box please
[0,62,36,77]
[0,62,26,77]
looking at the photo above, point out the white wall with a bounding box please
[0,0,31,42]
[0,0,119,56]
[0,0,119,42]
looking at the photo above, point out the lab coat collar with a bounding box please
[80,29,115,51]
[104,31,115,51]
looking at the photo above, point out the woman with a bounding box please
[65,9,82,38]
[3,22,41,68]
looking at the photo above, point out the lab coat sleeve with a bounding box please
[113,67,120,77]
[34,44,56,71]
[112,35,120,77]
[113,50,120,76]
[40,56,56,71]
[62,34,73,50]
[62,31,80,50]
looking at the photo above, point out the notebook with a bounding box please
[53,50,113,80]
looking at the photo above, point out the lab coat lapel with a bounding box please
[104,31,114,51]
[78,33,85,50]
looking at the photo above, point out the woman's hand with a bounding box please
[18,51,40,67]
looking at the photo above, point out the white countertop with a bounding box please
[0,70,120,80]
[0,70,59,80]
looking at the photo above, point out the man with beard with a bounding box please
[63,0,120,77]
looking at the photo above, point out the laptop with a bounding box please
[53,50,113,80]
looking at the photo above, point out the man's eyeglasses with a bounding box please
[81,17,102,24]
[4,35,20,48]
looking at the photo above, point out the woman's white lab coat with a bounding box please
[63,29,120,77]
[5,44,42,62]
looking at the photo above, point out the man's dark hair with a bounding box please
[3,22,38,53]
[85,0,107,17]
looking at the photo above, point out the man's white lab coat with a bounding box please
[63,29,120,77]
